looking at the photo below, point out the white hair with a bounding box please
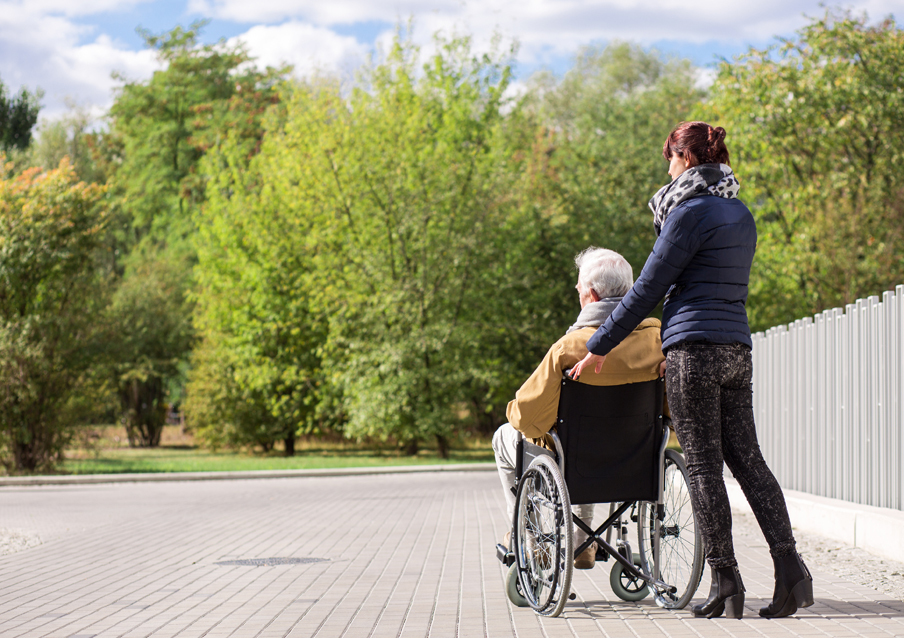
[574,247,633,299]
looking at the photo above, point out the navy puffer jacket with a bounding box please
[587,194,757,355]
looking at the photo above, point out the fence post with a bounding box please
[815,311,826,498]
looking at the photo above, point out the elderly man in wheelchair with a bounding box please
[493,247,702,617]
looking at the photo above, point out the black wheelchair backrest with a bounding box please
[556,376,665,505]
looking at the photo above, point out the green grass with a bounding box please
[59,440,493,474]
[55,424,677,476]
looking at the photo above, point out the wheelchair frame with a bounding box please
[495,376,703,617]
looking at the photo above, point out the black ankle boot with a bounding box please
[693,565,745,618]
[759,552,814,618]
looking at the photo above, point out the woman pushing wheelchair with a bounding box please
[571,121,814,619]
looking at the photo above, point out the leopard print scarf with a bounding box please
[649,163,740,235]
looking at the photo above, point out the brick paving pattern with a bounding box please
[0,471,902,637]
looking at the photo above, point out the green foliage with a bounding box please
[702,9,904,329]
[185,201,322,454]
[0,159,107,472]
[449,42,702,428]
[0,79,41,152]
[102,23,288,447]
[186,79,319,455]
[23,104,103,184]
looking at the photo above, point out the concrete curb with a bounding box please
[725,478,904,565]
[0,462,496,487]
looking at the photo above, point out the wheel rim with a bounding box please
[619,569,646,594]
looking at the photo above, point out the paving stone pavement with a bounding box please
[0,470,902,638]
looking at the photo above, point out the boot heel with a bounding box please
[791,578,814,608]
[724,593,745,619]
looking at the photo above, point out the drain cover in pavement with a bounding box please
[215,557,329,567]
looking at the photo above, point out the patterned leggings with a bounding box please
[666,342,797,569]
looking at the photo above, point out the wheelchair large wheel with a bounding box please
[513,455,573,617]
[637,449,703,609]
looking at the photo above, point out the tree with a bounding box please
[0,159,106,473]
[702,10,904,329]
[108,22,285,247]
[105,253,193,447]
[188,35,708,454]
[0,79,41,152]
[103,23,287,446]
[310,36,525,455]
[187,106,326,454]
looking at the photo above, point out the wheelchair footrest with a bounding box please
[496,544,515,567]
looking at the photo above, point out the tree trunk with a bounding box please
[11,407,55,473]
[436,434,449,459]
[404,438,419,456]
[13,440,39,473]
[121,377,167,448]
[284,431,296,457]
[471,396,500,436]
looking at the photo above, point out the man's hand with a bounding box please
[659,360,667,377]
[570,352,606,379]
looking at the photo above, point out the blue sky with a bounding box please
[0,0,897,121]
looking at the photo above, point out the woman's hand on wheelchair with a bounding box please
[570,352,606,379]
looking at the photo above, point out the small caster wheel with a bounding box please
[610,553,650,601]
[505,563,530,607]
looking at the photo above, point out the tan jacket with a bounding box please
[506,317,665,440]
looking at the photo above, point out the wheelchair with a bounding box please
[495,375,704,617]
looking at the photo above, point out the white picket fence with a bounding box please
[751,285,904,512]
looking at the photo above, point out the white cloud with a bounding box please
[7,0,151,18]
[189,0,460,26]
[0,3,160,120]
[234,21,368,77]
